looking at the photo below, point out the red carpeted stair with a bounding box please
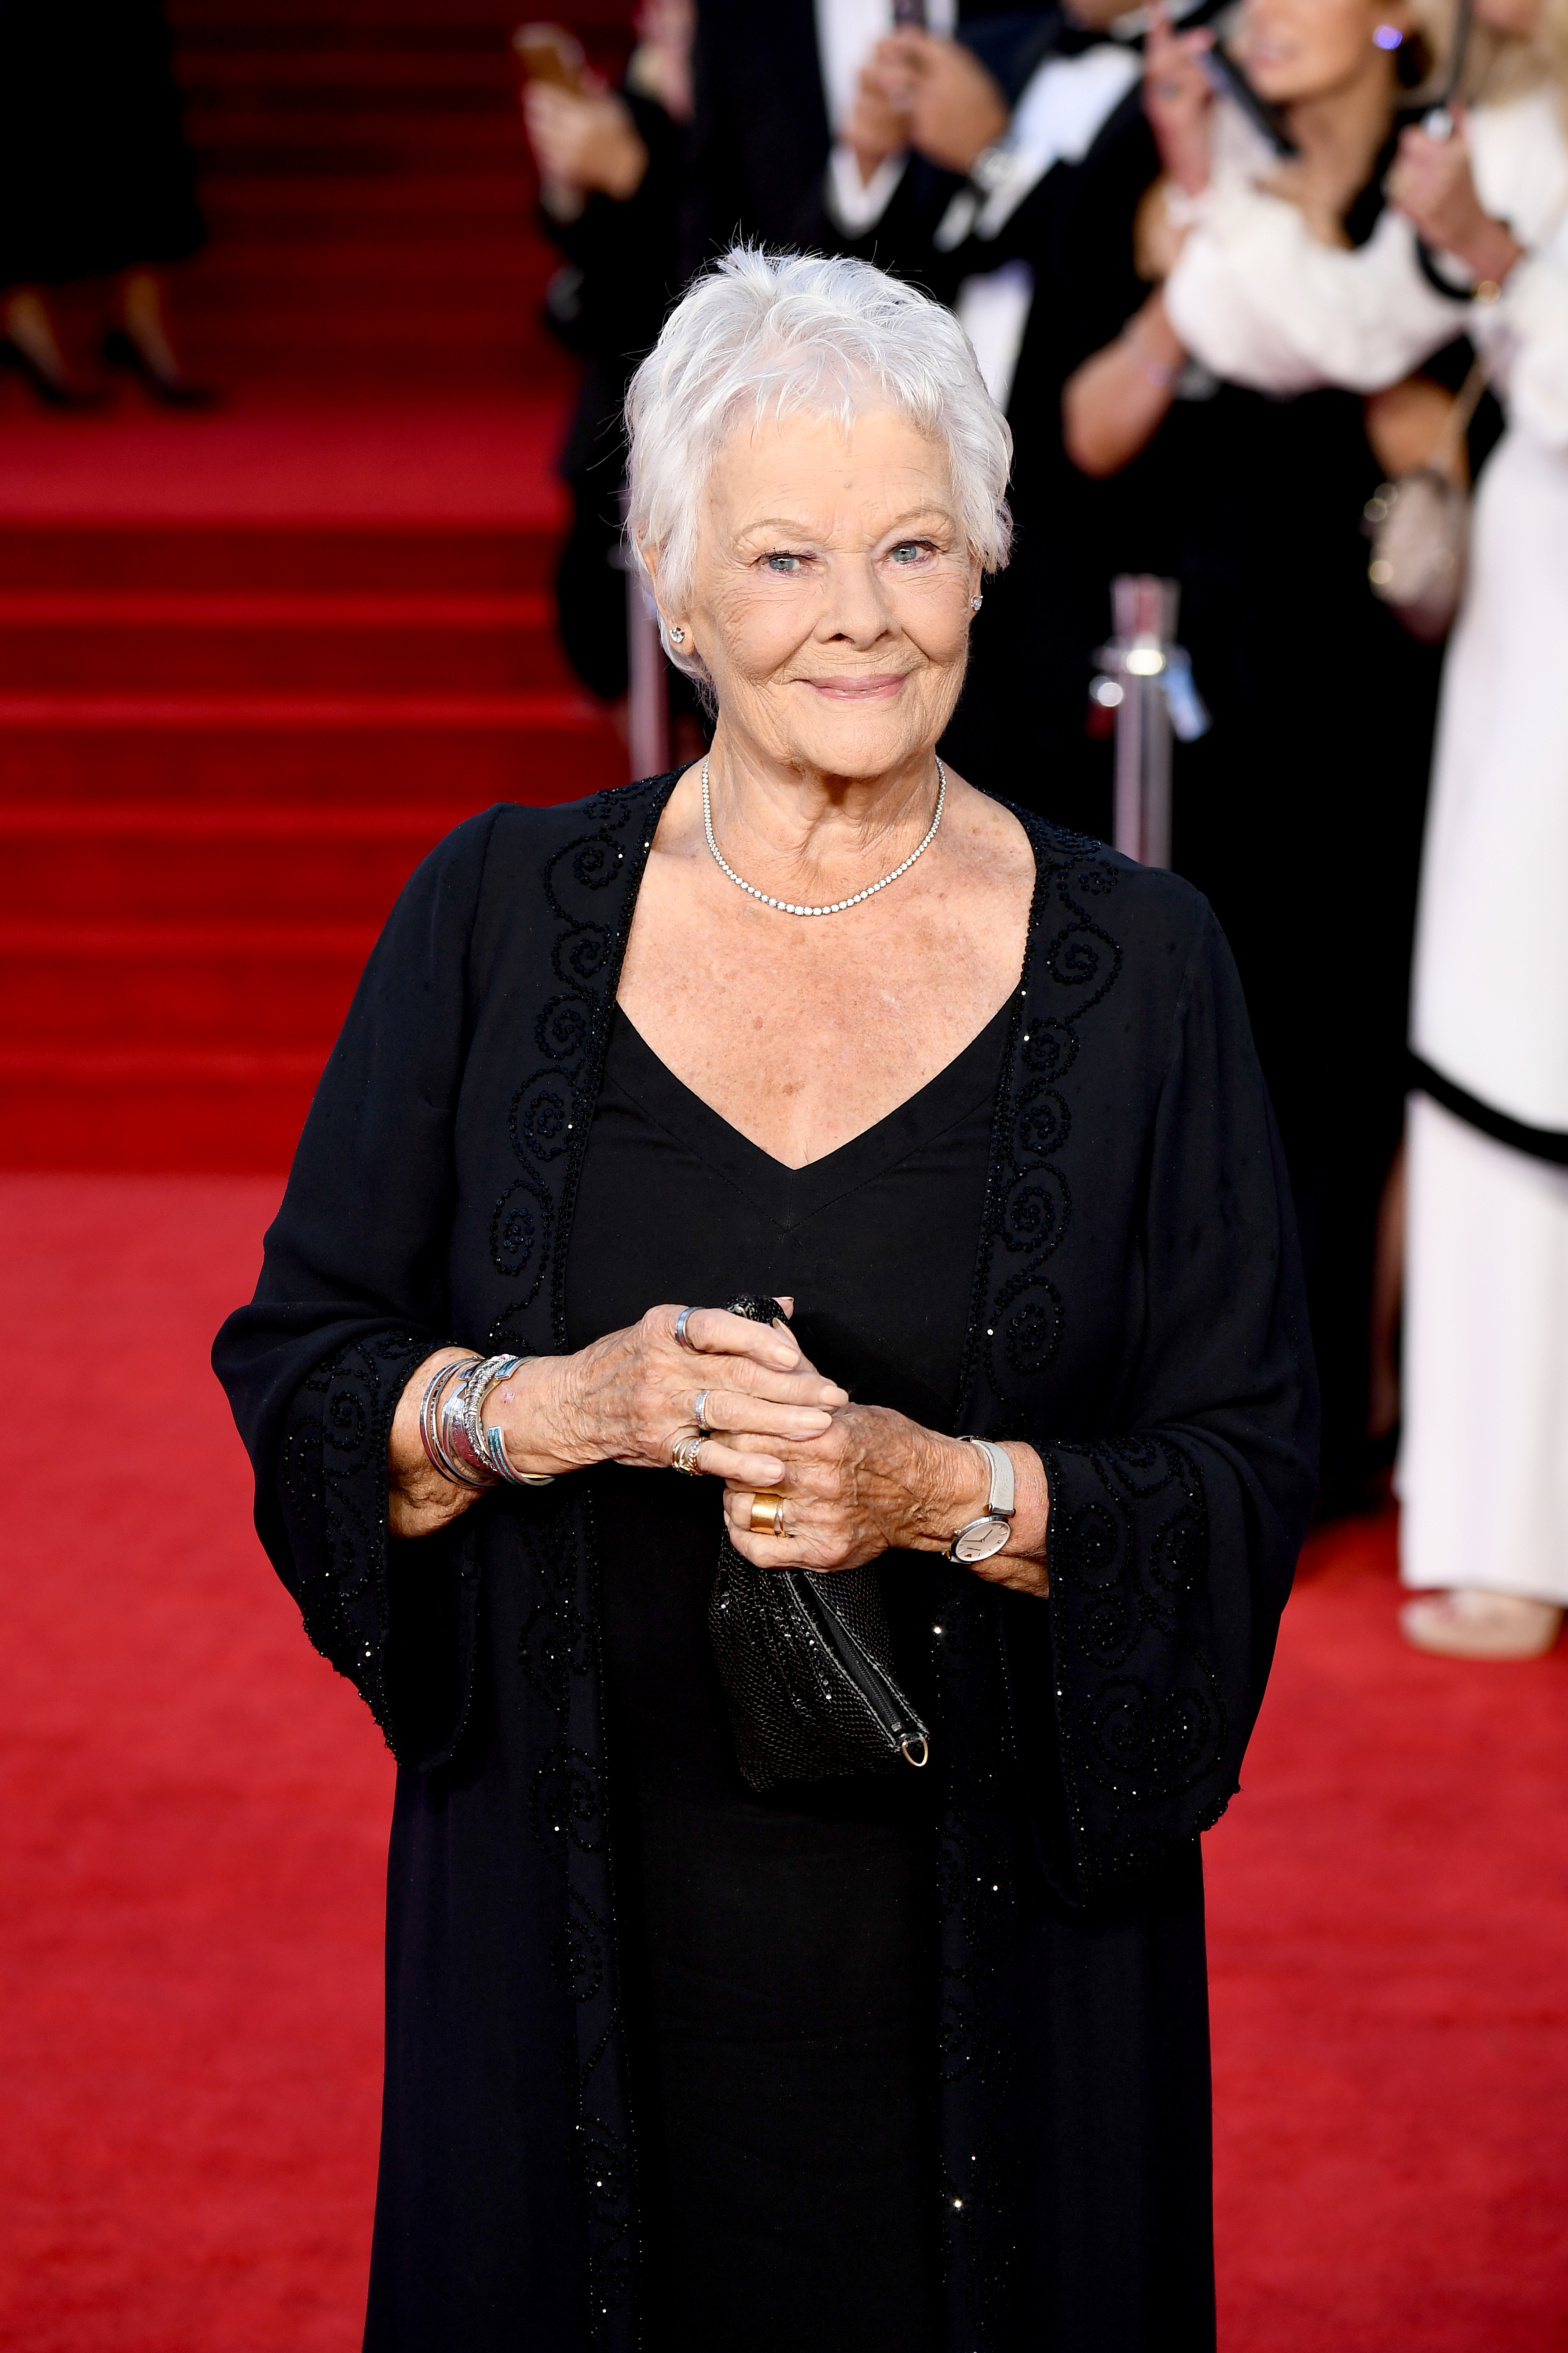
[0,0,633,1175]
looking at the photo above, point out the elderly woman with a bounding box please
[216,249,1315,2353]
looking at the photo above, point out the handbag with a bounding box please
[1363,353,1487,643]
[706,1296,932,1792]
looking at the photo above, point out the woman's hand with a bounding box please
[722,1404,1050,1598]
[1387,117,1524,288]
[388,1307,848,1540]
[523,82,651,201]
[854,29,1009,178]
[1144,6,1214,198]
[847,51,913,185]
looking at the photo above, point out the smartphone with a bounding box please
[1199,43,1298,159]
[512,21,589,92]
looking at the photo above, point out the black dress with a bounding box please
[212,779,1317,2351]
[0,2,202,286]
[569,1004,1009,2348]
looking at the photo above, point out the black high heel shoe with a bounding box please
[0,334,105,408]
[101,325,217,408]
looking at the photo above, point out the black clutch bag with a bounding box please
[707,1296,932,1793]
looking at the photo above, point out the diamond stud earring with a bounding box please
[970,595,983,612]
[668,624,686,645]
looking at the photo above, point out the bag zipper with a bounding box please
[789,1574,931,1767]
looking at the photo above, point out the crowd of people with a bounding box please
[524,0,1568,1663]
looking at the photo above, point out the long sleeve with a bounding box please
[1001,907,1317,1898]
[1466,95,1568,452]
[212,809,504,1764]
[1166,180,1465,393]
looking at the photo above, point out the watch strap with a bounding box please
[965,1435,1015,1519]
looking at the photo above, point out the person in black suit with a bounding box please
[848,4,1229,837]
[682,1,1053,278]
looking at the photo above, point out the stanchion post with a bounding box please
[1090,573,1208,866]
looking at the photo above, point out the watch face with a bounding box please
[953,1516,1011,1564]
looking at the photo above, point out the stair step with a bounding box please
[0,694,625,806]
[0,805,479,923]
[0,525,559,595]
[0,1046,326,1173]
[0,919,374,1049]
[169,0,634,44]
[183,243,545,293]
[187,110,530,170]
[200,169,545,233]
[0,589,569,692]
[180,48,518,99]
[177,324,561,374]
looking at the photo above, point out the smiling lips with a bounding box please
[803,673,911,700]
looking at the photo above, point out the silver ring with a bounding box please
[694,1389,715,1434]
[674,1305,700,1350]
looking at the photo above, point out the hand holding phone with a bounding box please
[1143,2,1219,196]
[512,22,589,93]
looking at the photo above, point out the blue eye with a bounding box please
[766,552,804,573]
[890,541,931,564]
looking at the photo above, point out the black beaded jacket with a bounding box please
[214,775,1317,2353]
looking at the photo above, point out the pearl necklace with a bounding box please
[700,756,946,918]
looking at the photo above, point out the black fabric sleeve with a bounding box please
[1003,911,1318,1898]
[212,808,505,1766]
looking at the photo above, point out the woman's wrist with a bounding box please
[1456,216,1524,294]
[389,1347,488,1537]
[914,1433,1048,1574]
[488,1350,594,1478]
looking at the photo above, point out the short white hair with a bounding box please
[624,246,1013,681]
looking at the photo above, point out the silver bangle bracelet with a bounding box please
[464,1352,558,1489]
[419,1355,491,1490]
[443,1353,514,1483]
[478,1415,557,1488]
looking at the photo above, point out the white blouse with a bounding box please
[1166,87,1568,1135]
[1164,88,1568,450]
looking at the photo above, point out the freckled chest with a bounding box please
[617,837,1031,1165]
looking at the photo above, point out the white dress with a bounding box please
[1165,92,1568,1598]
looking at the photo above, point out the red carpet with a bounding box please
[2,1178,1565,2351]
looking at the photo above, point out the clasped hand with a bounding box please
[390,1307,1048,1594]
[1387,116,1524,287]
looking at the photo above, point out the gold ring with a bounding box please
[671,1434,704,1476]
[748,1490,787,1537]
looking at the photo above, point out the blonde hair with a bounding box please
[624,246,1013,683]
[1462,0,1568,111]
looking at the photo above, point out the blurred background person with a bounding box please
[0,0,209,404]
[1128,0,1568,1647]
[1391,0,1568,1656]
[848,0,1228,837]
[681,0,984,271]
[523,2,698,732]
[1059,0,1465,1516]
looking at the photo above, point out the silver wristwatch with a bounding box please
[946,1438,1015,1564]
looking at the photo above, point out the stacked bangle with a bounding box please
[418,1352,557,1491]
[419,1356,488,1488]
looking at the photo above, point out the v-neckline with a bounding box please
[604,999,1013,1232]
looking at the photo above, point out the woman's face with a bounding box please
[1237,0,1410,103]
[673,406,981,785]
